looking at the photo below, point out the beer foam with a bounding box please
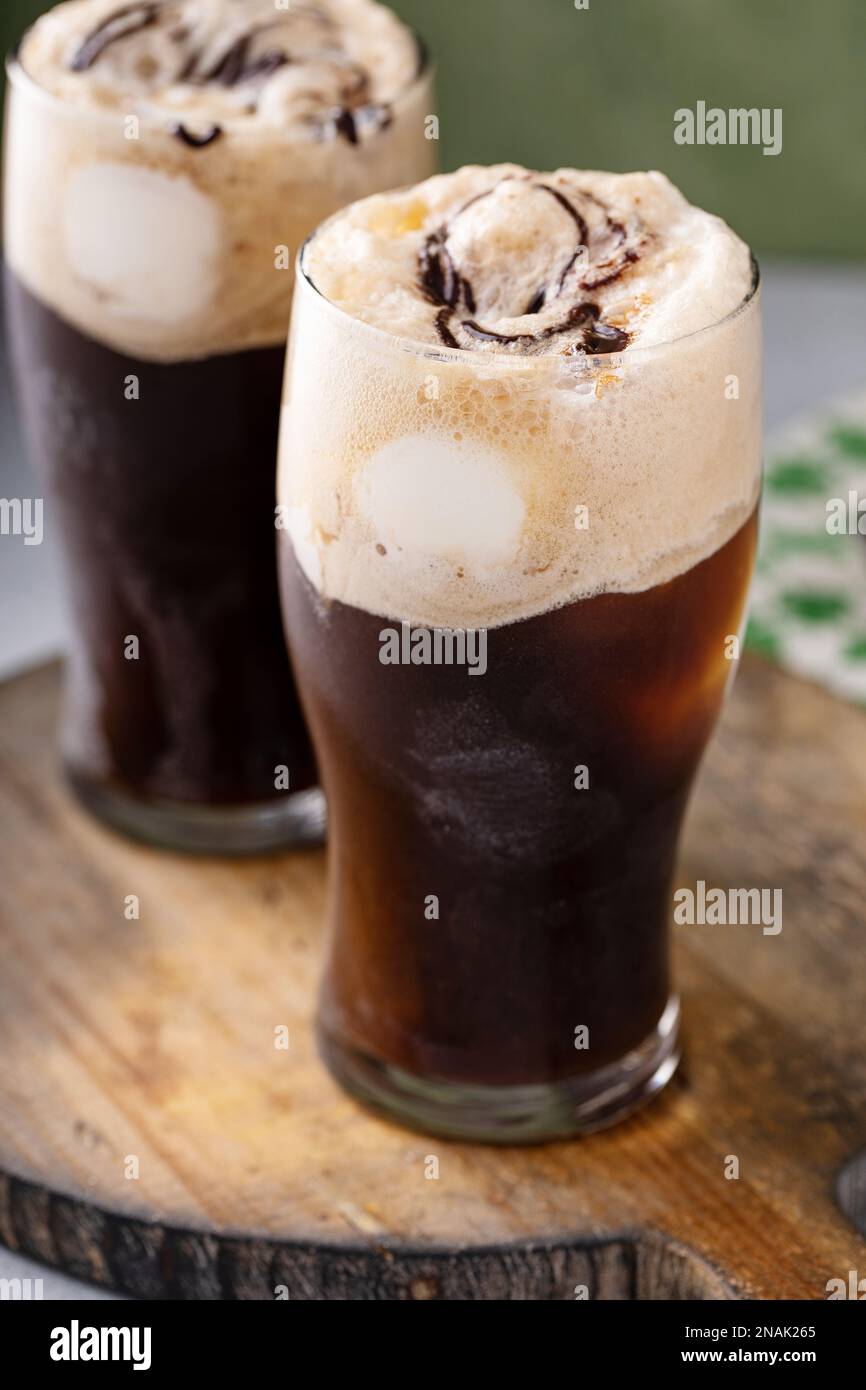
[7,0,432,361]
[278,165,761,630]
[18,0,419,131]
[304,165,754,355]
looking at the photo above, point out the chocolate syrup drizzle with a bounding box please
[419,178,643,355]
[179,21,286,86]
[171,122,222,148]
[70,2,161,71]
[67,2,402,143]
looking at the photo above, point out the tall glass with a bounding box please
[3,41,435,853]
[278,241,761,1140]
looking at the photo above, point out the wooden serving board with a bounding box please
[0,658,865,1301]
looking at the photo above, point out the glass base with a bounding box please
[66,767,326,855]
[318,997,680,1143]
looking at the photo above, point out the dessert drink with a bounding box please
[278,165,762,1140]
[4,0,434,851]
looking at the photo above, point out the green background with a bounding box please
[3,0,863,257]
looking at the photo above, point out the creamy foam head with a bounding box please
[305,164,754,354]
[18,0,419,133]
[279,165,761,630]
[6,0,432,361]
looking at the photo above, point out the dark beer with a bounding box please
[6,270,317,819]
[280,511,757,1124]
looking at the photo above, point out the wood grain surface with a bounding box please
[0,657,864,1300]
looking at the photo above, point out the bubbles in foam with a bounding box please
[286,505,323,594]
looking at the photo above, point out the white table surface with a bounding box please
[1,259,865,1300]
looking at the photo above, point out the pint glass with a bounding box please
[4,3,434,851]
[278,174,761,1139]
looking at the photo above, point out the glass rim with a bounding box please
[297,221,760,369]
[5,26,433,143]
